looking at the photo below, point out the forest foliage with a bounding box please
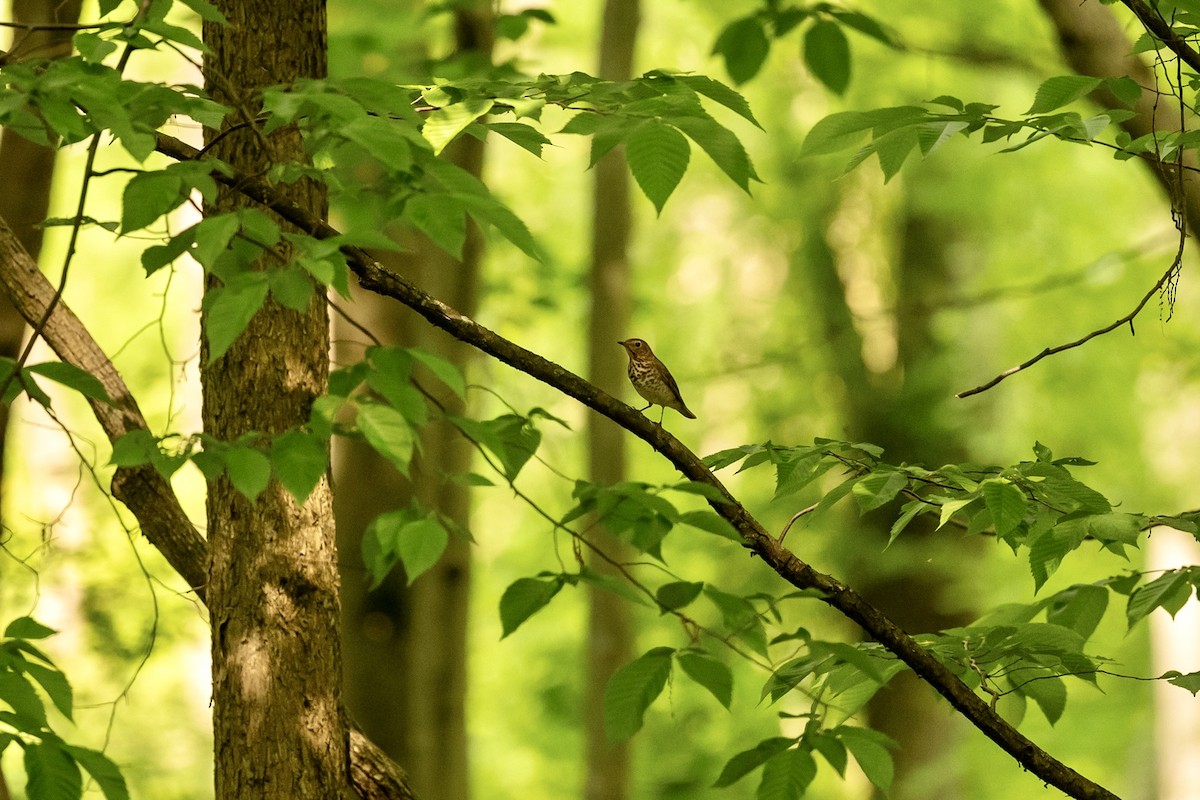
[2,0,1200,799]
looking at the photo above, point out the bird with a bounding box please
[617,338,696,424]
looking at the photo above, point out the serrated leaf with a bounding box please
[499,577,563,638]
[357,402,415,476]
[838,727,895,793]
[676,74,762,128]
[1027,75,1103,114]
[449,414,540,481]
[851,469,907,513]
[224,446,271,502]
[672,114,758,192]
[423,96,494,154]
[981,479,1026,536]
[0,669,47,728]
[604,647,674,741]
[804,21,851,94]
[487,121,550,156]
[23,662,72,720]
[713,737,795,787]
[1127,570,1193,629]
[757,747,816,800]
[405,193,466,258]
[108,428,157,468]
[626,122,690,214]
[203,274,269,362]
[713,16,771,84]
[25,740,82,800]
[5,617,57,640]
[269,430,327,504]
[62,745,129,800]
[800,111,874,157]
[677,652,733,709]
[1045,584,1108,641]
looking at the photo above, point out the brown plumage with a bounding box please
[618,338,696,424]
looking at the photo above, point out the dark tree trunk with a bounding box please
[202,2,347,798]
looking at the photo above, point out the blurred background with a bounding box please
[1,0,1197,798]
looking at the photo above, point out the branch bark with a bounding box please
[152,132,1121,800]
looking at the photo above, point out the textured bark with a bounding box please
[0,213,415,796]
[202,3,348,799]
[336,9,491,799]
[583,2,639,799]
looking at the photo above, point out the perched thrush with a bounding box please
[618,338,696,424]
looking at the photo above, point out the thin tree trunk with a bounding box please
[336,9,492,799]
[800,178,977,799]
[584,3,639,800]
[202,3,347,799]
[0,0,82,489]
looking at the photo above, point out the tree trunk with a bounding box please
[0,0,82,491]
[584,3,639,800]
[336,9,492,799]
[202,3,348,799]
[801,177,977,799]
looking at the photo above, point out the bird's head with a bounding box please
[618,338,654,360]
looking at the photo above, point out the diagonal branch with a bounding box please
[0,214,413,800]
[1119,0,1200,74]
[153,132,1119,800]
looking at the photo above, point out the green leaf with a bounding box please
[851,469,907,512]
[678,509,741,541]
[838,727,895,793]
[269,430,328,504]
[487,121,551,156]
[1045,584,1109,641]
[203,274,270,362]
[713,16,771,84]
[449,414,540,481]
[672,114,758,192]
[423,96,494,155]
[677,652,733,709]
[604,647,674,741]
[981,479,1026,536]
[357,402,415,476]
[657,581,705,610]
[1164,670,1200,695]
[1127,570,1193,629]
[25,740,82,800]
[499,576,563,638]
[24,662,73,720]
[626,123,690,213]
[407,347,467,399]
[1027,75,1103,114]
[268,267,316,313]
[1019,674,1066,725]
[393,517,450,584]
[62,745,129,800]
[804,20,852,94]
[5,617,57,640]
[454,191,542,261]
[675,74,762,128]
[0,669,47,728]
[188,214,242,272]
[829,9,901,48]
[223,446,271,502]
[405,193,466,258]
[109,429,157,468]
[120,171,186,233]
[713,737,795,787]
[800,110,875,156]
[757,747,816,800]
